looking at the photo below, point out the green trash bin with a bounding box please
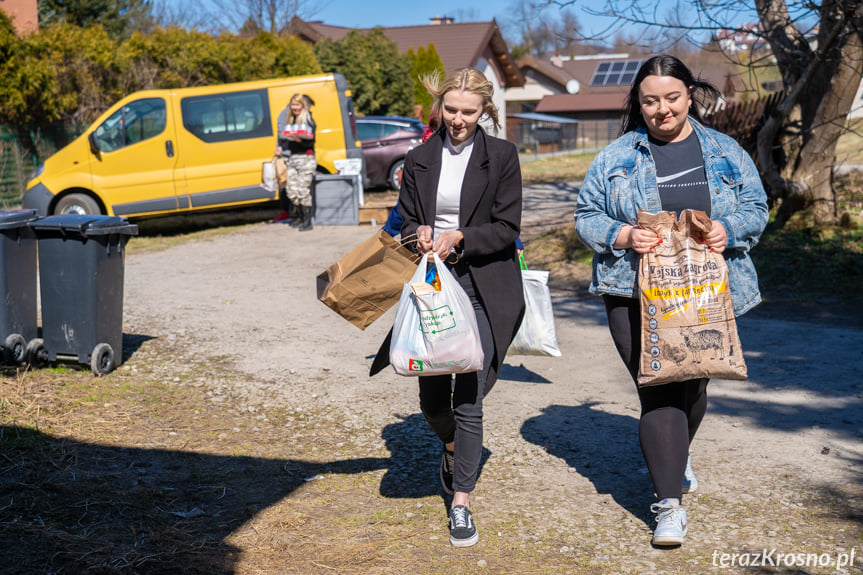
[0,209,40,363]
[29,214,138,375]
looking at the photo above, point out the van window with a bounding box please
[181,89,272,143]
[93,98,167,153]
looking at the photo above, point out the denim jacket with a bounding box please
[575,118,769,316]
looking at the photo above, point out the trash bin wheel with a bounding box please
[3,334,27,363]
[26,338,46,367]
[91,343,115,376]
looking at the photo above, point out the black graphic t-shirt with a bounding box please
[649,130,711,217]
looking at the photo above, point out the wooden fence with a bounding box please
[705,91,785,158]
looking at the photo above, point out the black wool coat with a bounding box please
[370,127,525,388]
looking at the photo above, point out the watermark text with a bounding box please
[712,548,857,570]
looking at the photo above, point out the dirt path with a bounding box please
[120,185,863,573]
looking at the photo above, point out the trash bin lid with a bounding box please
[0,208,39,230]
[29,214,138,237]
[83,217,138,237]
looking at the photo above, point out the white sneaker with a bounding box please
[651,498,687,546]
[682,451,698,493]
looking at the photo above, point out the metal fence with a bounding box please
[508,116,619,159]
[0,125,86,208]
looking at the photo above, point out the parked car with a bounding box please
[356,116,424,190]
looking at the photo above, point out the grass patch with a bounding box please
[521,151,594,186]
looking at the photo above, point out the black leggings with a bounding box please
[603,295,708,501]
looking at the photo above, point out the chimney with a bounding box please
[430,15,454,25]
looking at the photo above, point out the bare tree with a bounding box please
[151,0,326,35]
[556,0,863,226]
[505,0,583,57]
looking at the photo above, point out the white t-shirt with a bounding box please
[433,133,475,239]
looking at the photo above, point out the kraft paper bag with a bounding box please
[317,229,420,330]
[637,209,748,386]
[273,155,288,188]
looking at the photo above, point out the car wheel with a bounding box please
[388,159,405,191]
[54,193,101,216]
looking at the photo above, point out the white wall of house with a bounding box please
[477,58,507,140]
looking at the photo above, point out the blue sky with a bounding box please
[298,0,764,47]
[157,0,764,46]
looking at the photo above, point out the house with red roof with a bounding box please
[290,16,524,140]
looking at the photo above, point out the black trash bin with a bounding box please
[0,209,40,363]
[29,214,138,375]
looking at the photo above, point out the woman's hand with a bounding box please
[416,225,434,255]
[616,225,661,254]
[702,220,727,253]
[433,230,464,259]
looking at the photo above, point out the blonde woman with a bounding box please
[371,68,524,547]
[273,94,316,231]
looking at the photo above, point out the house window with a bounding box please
[590,60,643,86]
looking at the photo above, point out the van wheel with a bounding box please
[55,193,101,216]
[388,159,405,191]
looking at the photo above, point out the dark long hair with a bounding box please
[620,55,721,135]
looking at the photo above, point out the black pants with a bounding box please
[418,259,495,494]
[603,295,708,501]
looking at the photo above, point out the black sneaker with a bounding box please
[440,448,454,495]
[448,505,479,547]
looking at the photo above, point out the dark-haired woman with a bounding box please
[575,55,768,546]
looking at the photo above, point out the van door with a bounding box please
[174,88,274,210]
[90,97,180,216]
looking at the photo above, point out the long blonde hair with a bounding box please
[288,93,314,125]
[421,68,500,130]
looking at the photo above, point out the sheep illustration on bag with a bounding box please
[681,326,724,363]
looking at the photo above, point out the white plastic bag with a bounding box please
[261,160,278,192]
[389,252,484,376]
[508,268,561,357]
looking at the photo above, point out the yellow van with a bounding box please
[22,73,363,218]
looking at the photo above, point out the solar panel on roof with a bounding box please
[590,60,644,86]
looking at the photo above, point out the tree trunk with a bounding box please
[755,0,863,227]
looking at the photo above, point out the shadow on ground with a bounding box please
[520,402,654,527]
[0,425,386,573]
[0,413,490,573]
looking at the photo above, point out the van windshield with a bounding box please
[93,98,167,153]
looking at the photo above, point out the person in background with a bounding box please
[370,68,524,548]
[273,94,316,231]
[575,55,768,547]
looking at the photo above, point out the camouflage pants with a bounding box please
[285,154,316,207]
